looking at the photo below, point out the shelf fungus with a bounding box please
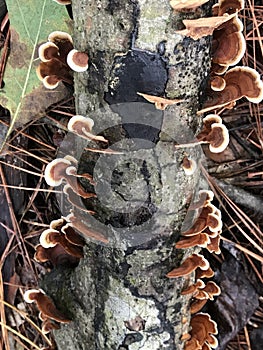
[34,217,85,267]
[215,0,245,16]
[184,313,218,350]
[170,0,209,11]
[212,14,246,67]
[44,156,95,198]
[199,66,263,113]
[166,253,210,278]
[175,114,229,153]
[67,115,108,143]
[23,289,71,324]
[188,281,221,314]
[64,212,109,244]
[37,31,74,89]
[67,49,89,72]
[137,92,184,110]
[176,13,237,41]
[37,31,90,89]
[182,157,197,176]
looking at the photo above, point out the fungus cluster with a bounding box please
[34,217,85,267]
[23,289,71,334]
[177,114,229,154]
[36,31,89,89]
[44,155,95,198]
[167,190,222,348]
[174,0,263,112]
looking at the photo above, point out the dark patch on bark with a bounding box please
[105,49,168,104]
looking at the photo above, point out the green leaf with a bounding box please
[0,0,72,148]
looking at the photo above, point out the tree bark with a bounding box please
[43,1,212,349]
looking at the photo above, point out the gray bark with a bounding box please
[43,1,212,349]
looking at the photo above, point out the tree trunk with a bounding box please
[43,1,212,349]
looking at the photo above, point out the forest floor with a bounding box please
[0,1,263,350]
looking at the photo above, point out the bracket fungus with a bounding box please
[216,0,245,16]
[37,31,74,89]
[189,190,214,210]
[166,253,210,278]
[186,313,218,350]
[34,243,80,267]
[212,14,246,67]
[44,156,95,198]
[175,114,229,153]
[210,76,226,91]
[176,13,237,41]
[199,66,263,113]
[182,157,197,176]
[67,49,89,72]
[137,92,184,110]
[67,115,108,143]
[39,229,84,259]
[23,289,71,323]
[65,212,109,244]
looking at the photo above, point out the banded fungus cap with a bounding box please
[23,289,71,323]
[48,31,73,63]
[65,212,109,244]
[199,66,263,113]
[176,13,237,40]
[45,158,71,186]
[218,0,244,15]
[204,123,230,153]
[36,60,73,89]
[197,114,222,141]
[67,115,108,142]
[166,253,210,278]
[210,76,226,91]
[170,0,209,10]
[67,49,89,72]
[196,266,215,279]
[211,62,228,75]
[137,92,184,110]
[41,318,60,334]
[38,42,60,62]
[189,189,215,210]
[176,232,210,249]
[212,14,246,67]
[197,281,221,300]
[182,157,197,176]
[190,299,209,314]
[39,229,61,248]
[206,234,221,254]
[181,279,206,295]
[61,223,86,246]
[190,312,218,345]
[34,243,80,267]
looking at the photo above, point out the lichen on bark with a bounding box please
[43,1,212,349]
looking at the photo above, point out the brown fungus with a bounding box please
[137,92,184,110]
[67,49,89,72]
[67,115,108,143]
[23,289,71,323]
[199,66,263,113]
[166,253,210,278]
